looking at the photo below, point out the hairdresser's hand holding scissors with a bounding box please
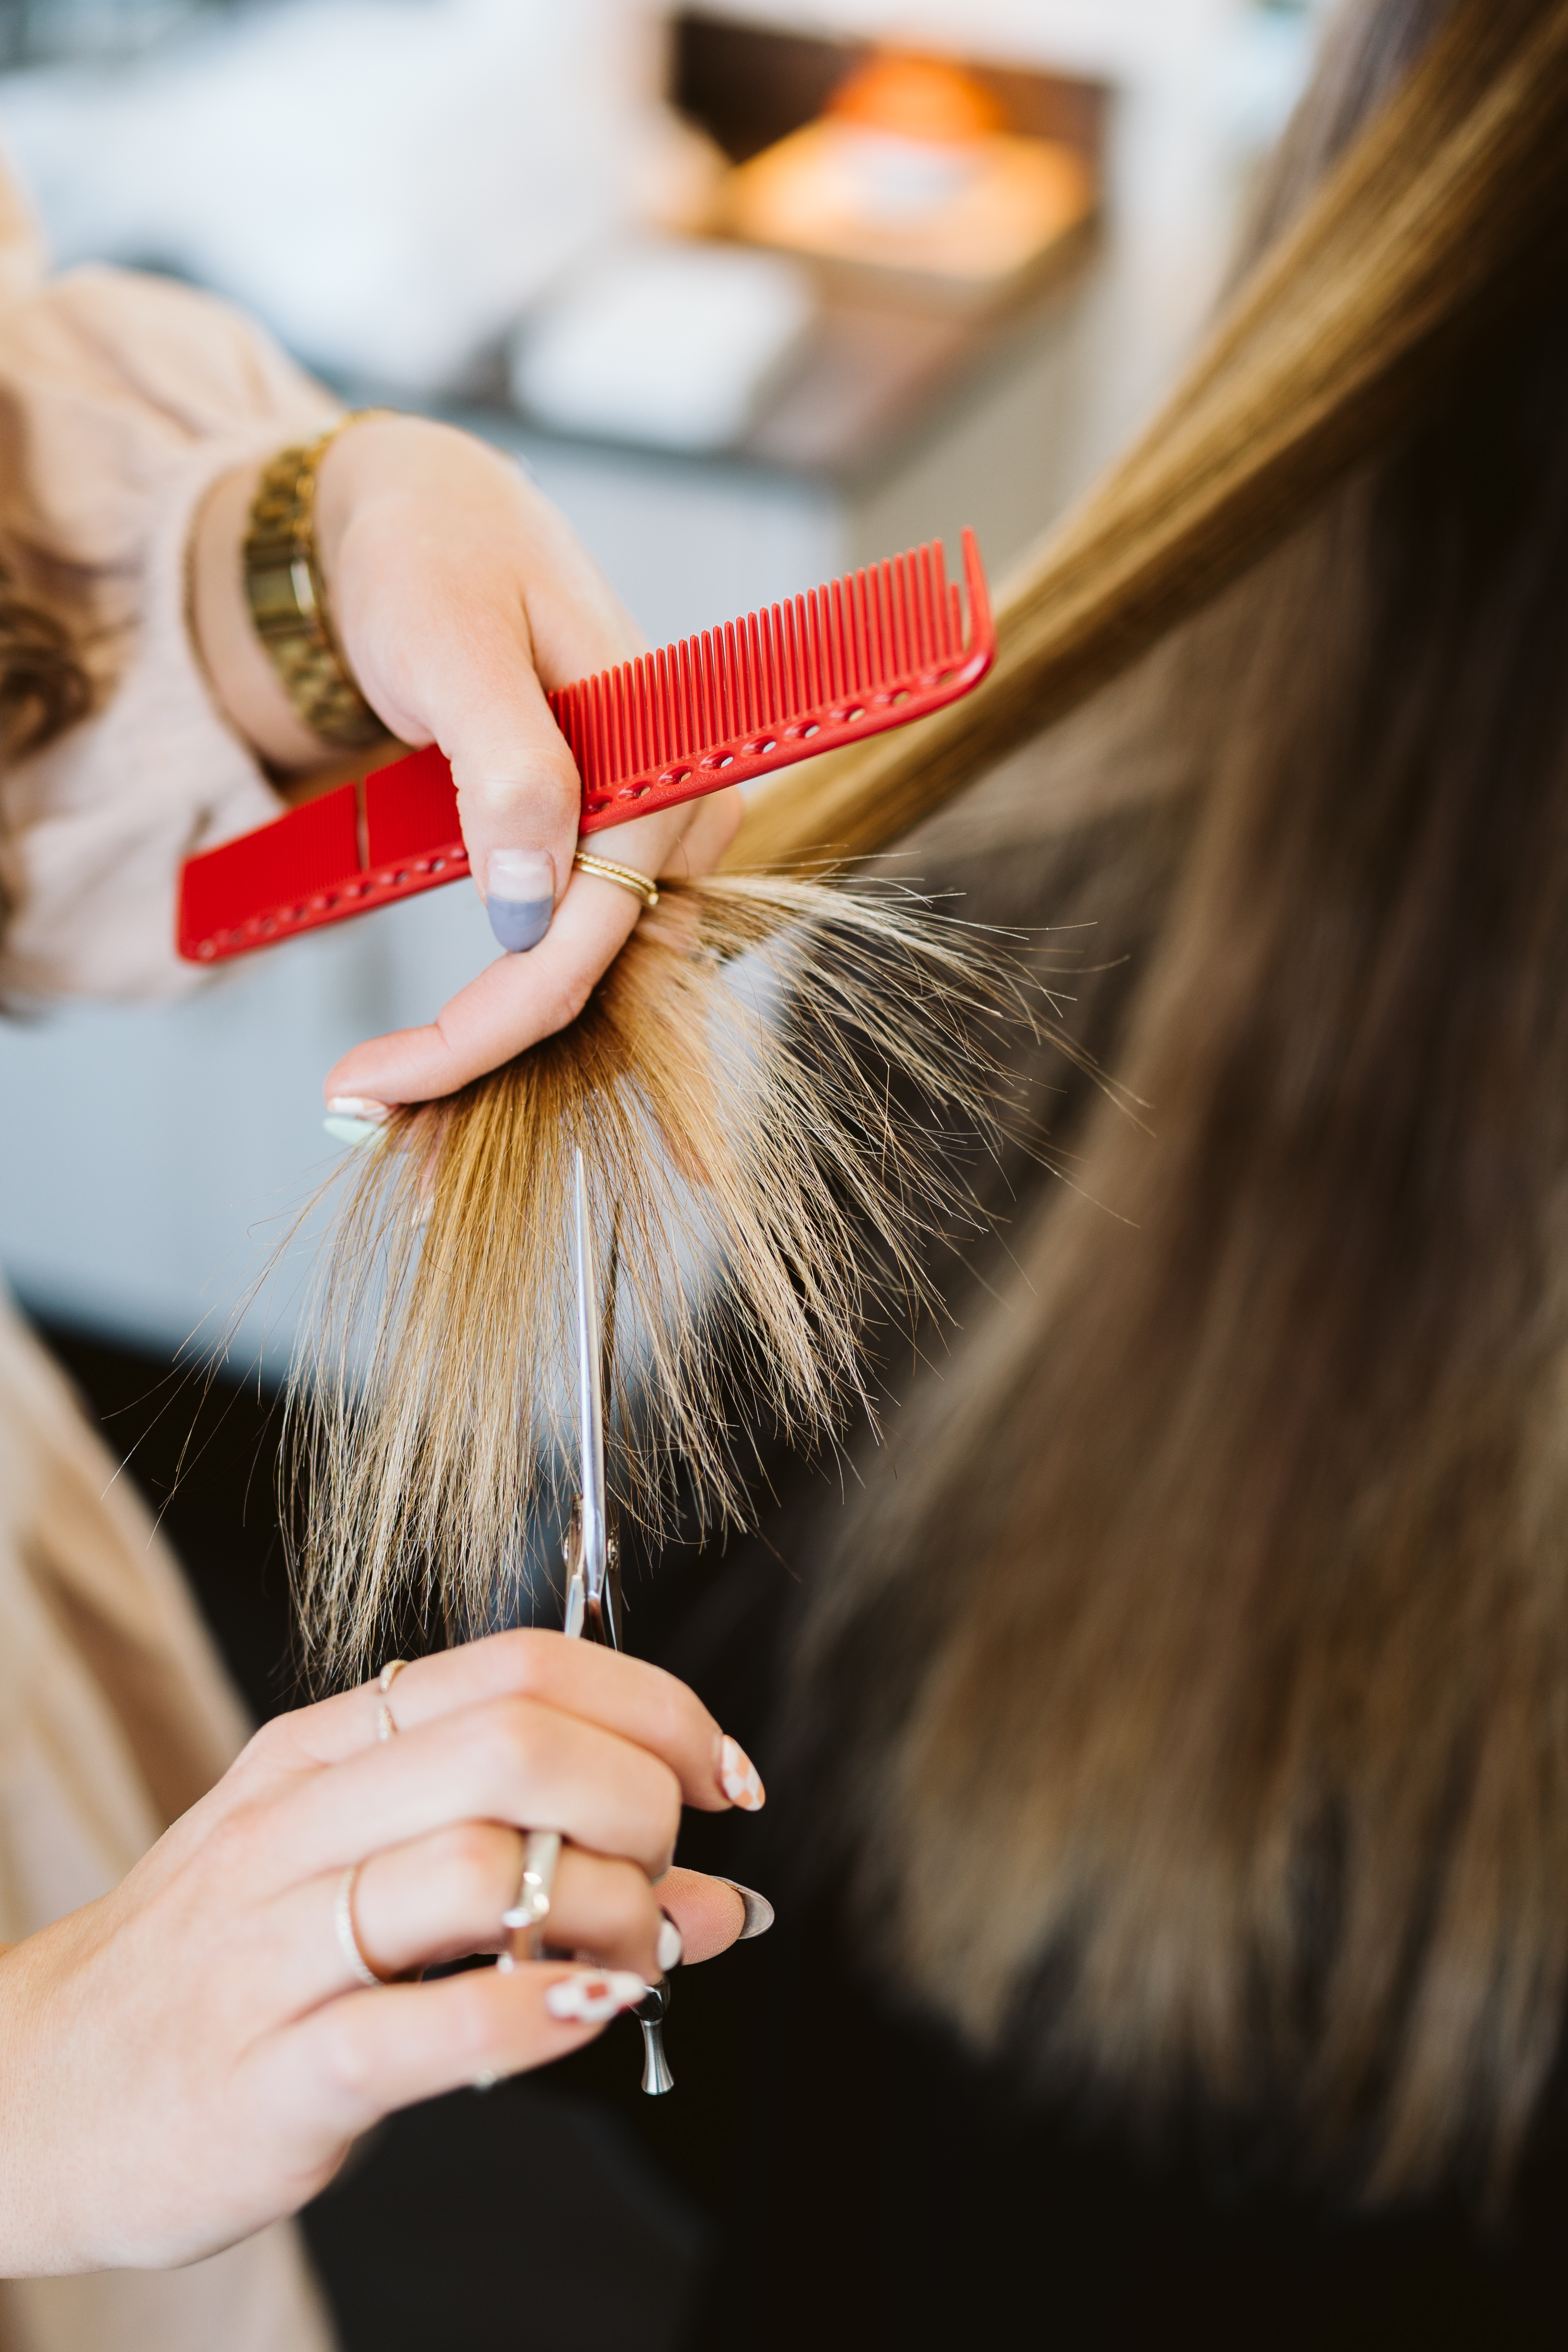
[193,411,742,1106]
[0,1631,760,2273]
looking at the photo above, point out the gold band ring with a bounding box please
[376,1656,408,1742]
[573,851,659,911]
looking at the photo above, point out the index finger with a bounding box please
[324,866,640,1104]
[325,785,742,1106]
[277,1628,751,1815]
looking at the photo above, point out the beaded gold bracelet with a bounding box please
[243,412,391,749]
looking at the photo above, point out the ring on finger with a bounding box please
[572,850,658,910]
[376,1656,409,1742]
[335,1861,390,1989]
[499,1829,562,1971]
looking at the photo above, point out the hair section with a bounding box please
[286,873,1056,1685]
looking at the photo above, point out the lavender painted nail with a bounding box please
[487,848,555,951]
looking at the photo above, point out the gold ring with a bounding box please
[376,1656,408,1741]
[572,851,659,911]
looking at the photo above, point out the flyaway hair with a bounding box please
[288,876,1050,1683]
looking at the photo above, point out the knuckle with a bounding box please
[315,2013,376,2106]
[442,1821,512,1905]
[243,1715,290,1767]
[468,1698,548,1800]
[203,1799,265,1881]
[492,1627,555,1699]
[466,755,578,824]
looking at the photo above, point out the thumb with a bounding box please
[441,651,582,955]
[369,587,584,955]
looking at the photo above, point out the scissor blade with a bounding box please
[571,1147,608,1616]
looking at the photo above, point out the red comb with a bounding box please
[177,529,994,964]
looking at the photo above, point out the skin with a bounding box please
[190,412,744,1105]
[35,423,758,2280]
[0,1631,754,2274]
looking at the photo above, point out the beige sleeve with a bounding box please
[0,174,341,1001]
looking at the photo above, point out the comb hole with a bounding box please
[787,722,820,741]
[659,767,692,787]
[700,753,734,771]
[585,796,612,814]
[746,738,777,755]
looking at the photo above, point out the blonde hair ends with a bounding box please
[288,876,1045,1683]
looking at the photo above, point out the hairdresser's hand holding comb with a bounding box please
[0,1630,762,2274]
[193,412,743,1107]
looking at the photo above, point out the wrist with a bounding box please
[191,413,401,774]
[191,457,328,770]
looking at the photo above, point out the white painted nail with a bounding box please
[326,1096,390,1122]
[544,1969,648,2024]
[324,1115,386,1149]
[719,1734,766,1812]
[656,1916,684,1973]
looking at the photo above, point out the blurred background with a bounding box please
[0,0,1331,1367]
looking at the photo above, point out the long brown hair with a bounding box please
[786,0,1568,2204]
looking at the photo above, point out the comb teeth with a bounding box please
[556,540,973,830]
[176,531,994,964]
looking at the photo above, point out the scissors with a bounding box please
[502,1148,674,2092]
[562,1146,621,1648]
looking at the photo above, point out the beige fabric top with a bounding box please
[0,161,336,1002]
[0,151,340,2350]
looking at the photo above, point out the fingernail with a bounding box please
[544,1969,648,2023]
[656,1914,684,1973]
[718,1734,765,1811]
[486,848,555,952]
[326,1096,389,1123]
[324,1115,386,1149]
[719,1880,775,1940]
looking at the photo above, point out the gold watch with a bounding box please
[243,413,391,749]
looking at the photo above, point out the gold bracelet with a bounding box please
[243,411,393,749]
[572,850,660,910]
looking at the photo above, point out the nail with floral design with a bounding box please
[543,1970,648,2024]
